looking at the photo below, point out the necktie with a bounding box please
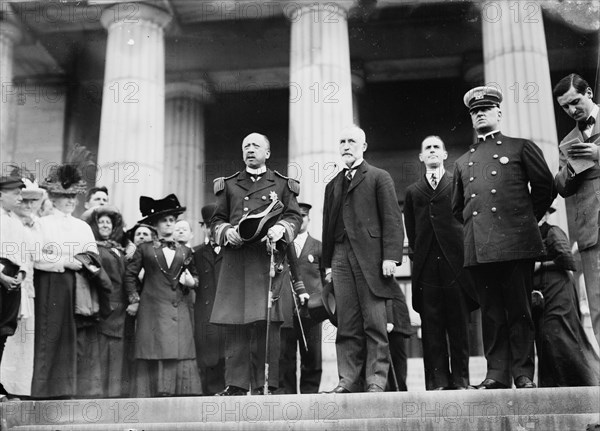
[430,173,437,189]
[578,116,595,131]
[345,167,356,182]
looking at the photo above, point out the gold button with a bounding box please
[468,162,474,166]
[473,211,478,216]
[244,196,249,201]
[491,171,497,176]
[491,207,497,213]
[496,141,502,145]
[493,154,498,159]
[469,177,474,182]
[470,148,475,153]
[262,196,267,201]
[491,189,497,194]
[471,193,476,198]
[244,207,248,211]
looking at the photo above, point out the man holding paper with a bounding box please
[553,73,600,346]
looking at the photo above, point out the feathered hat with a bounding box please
[0,164,25,190]
[42,144,95,195]
[137,194,186,226]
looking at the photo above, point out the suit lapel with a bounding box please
[415,175,434,197]
[347,161,367,193]
[433,173,451,197]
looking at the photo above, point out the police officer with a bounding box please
[452,86,555,389]
[210,132,303,395]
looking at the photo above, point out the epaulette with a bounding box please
[274,170,300,195]
[213,171,239,195]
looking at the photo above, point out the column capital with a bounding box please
[0,20,22,44]
[101,2,172,30]
[285,1,356,22]
[166,82,213,104]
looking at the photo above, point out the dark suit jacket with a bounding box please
[294,234,324,321]
[124,241,198,359]
[404,173,475,312]
[193,242,224,368]
[322,161,404,298]
[554,107,600,251]
[452,133,555,266]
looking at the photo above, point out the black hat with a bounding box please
[0,164,26,190]
[237,198,284,243]
[463,86,503,113]
[307,280,337,326]
[126,223,157,242]
[298,202,312,215]
[138,194,186,226]
[200,203,216,224]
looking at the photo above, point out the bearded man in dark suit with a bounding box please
[404,135,475,390]
[452,86,555,390]
[553,73,600,347]
[322,125,404,393]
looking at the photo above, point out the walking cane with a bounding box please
[263,238,276,395]
[291,281,309,352]
[389,350,400,392]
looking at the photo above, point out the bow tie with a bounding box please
[578,116,595,131]
[160,239,178,250]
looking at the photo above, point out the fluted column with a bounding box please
[98,3,172,226]
[481,0,568,229]
[164,83,210,235]
[0,20,22,163]
[288,2,355,239]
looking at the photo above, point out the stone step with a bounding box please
[2,387,599,431]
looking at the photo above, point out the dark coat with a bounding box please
[97,244,127,338]
[322,161,404,298]
[452,133,555,266]
[554,109,600,251]
[287,234,325,323]
[403,173,477,312]
[193,242,224,368]
[210,169,302,324]
[124,241,198,359]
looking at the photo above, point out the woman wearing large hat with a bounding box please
[124,194,202,397]
[82,205,131,397]
[32,163,99,398]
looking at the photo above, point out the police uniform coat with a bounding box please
[322,161,404,298]
[210,169,302,325]
[452,133,555,266]
[404,173,475,312]
[554,106,600,251]
[124,241,197,359]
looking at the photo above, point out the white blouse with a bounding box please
[34,212,98,272]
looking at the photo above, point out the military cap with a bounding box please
[463,86,503,112]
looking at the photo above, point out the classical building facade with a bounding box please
[2,0,599,387]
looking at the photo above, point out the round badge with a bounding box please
[500,156,509,165]
[308,254,314,263]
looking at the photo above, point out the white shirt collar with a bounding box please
[346,158,364,170]
[588,104,599,121]
[246,166,267,176]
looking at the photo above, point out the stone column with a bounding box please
[164,83,210,240]
[481,0,568,229]
[98,3,172,226]
[0,20,21,163]
[288,1,355,240]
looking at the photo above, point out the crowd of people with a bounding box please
[0,74,599,400]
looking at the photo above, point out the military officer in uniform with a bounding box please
[452,86,555,390]
[210,132,303,395]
